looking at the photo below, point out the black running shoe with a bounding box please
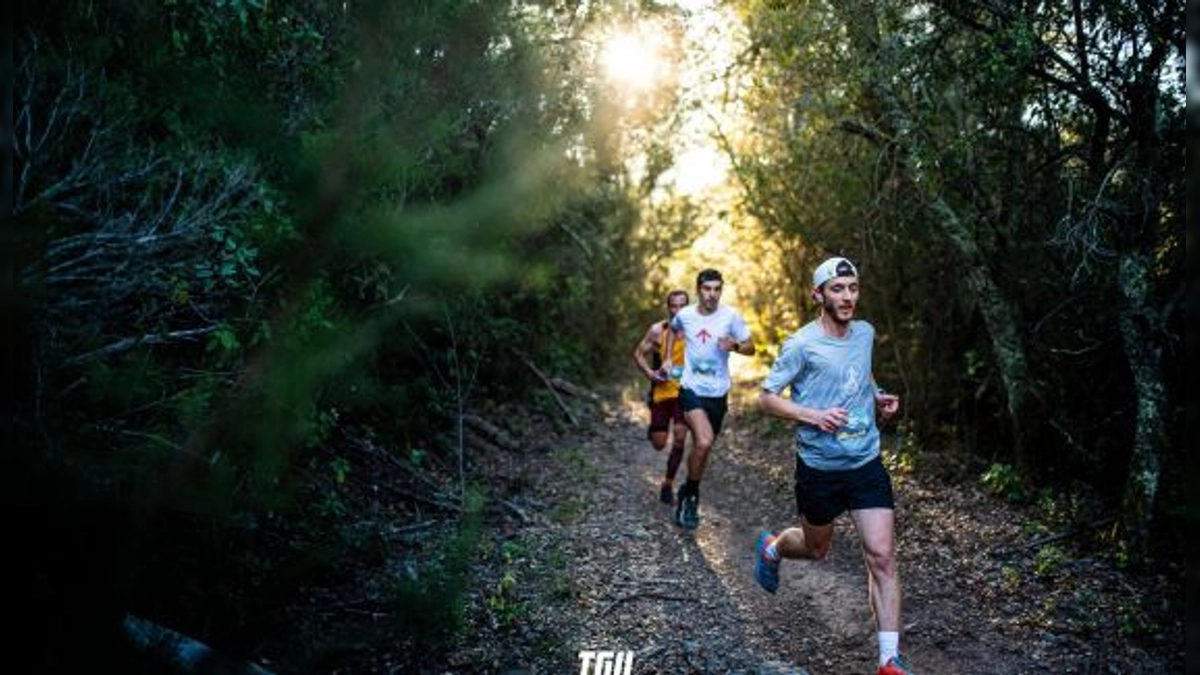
[659,481,674,505]
[675,488,700,529]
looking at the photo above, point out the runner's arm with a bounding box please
[723,312,755,356]
[871,376,900,419]
[725,336,755,356]
[659,326,677,378]
[633,324,664,381]
[758,390,848,433]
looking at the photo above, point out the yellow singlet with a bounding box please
[651,324,685,403]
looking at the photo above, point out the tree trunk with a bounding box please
[915,184,1039,474]
[835,1,1042,473]
[1111,48,1172,558]
[1115,255,1167,559]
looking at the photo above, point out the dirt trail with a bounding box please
[518,372,1184,675]
[122,372,1180,673]
[550,379,976,675]
[432,376,1180,675]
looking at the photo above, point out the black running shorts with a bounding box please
[794,455,895,526]
[679,387,728,435]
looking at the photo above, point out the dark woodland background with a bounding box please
[7,0,1190,671]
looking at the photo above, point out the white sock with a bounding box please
[878,631,899,666]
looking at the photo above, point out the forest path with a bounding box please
[551,375,1034,675]
[430,372,1178,675]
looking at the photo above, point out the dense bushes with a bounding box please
[14,0,651,667]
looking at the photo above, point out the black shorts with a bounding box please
[679,388,728,436]
[794,455,894,526]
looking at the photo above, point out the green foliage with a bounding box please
[409,447,429,469]
[549,498,586,526]
[488,570,525,626]
[177,379,218,430]
[314,489,347,519]
[206,323,243,365]
[391,489,485,643]
[999,564,1021,592]
[963,350,986,379]
[1113,538,1133,569]
[1033,544,1068,579]
[1117,600,1161,637]
[329,456,351,485]
[733,0,1184,556]
[981,463,1027,502]
[975,20,1038,89]
[1031,485,1106,532]
[555,446,598,481]
[487,538,531,627]
[880,420,920,473]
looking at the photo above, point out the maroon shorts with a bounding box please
[648,397,685,436]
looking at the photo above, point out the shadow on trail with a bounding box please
[709,385,881,674]
[589,377,942,675]
[564,386,817,674]
[544,374,1177,675]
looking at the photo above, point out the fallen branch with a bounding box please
[363,469,462,513]
[513,351,578,427]
[386,484,463,514]
[549,376,599,401]
[353,439,444,495]
[346,519,442,538]
[599,591,696,616]
[391,520,442,535]
[63,327,215,366]
[463,414,518,450]
[501,499,532,524]
[990,516,1116,557]
[464,429,504,455]
[636,645,667,664]
[612,577,686,588]
[123,614,274,674]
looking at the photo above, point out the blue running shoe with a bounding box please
[754,531,780,594]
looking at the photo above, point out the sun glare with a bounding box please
[625,1,776,345]
[667,145,729,196]
[601,30,665,91]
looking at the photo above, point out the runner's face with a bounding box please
[821,277,858,323]
[698,281,722,311]
[666,295,688,319]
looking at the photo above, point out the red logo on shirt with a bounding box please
[696,329,712,343]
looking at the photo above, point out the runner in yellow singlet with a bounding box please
[632,289,691,504]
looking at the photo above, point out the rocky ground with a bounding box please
[266,377,1184,674]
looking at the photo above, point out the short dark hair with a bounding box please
[696,268,723,287]
[666,289,689,305]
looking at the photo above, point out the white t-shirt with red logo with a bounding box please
[670,304,751,397]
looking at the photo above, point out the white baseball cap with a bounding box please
[812,257,858,289]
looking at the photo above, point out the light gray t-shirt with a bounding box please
[762,320,880,470]
[671,304,751,398]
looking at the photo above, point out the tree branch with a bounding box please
[63,327,216,367]
[513,351,578,427]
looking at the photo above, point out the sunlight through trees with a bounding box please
[13,0,1184,670]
